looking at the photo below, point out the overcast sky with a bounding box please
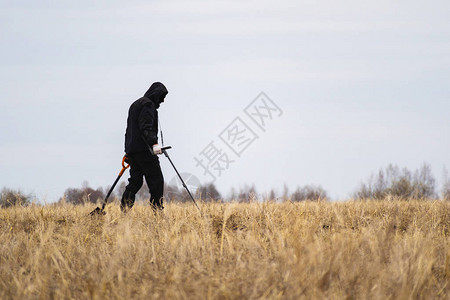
[1,0,449,202]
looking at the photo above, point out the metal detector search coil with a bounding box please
[89,155,130,216]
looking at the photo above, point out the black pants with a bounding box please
[121,150,164,210]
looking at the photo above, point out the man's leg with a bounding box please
[121,154,144,211]
[133,151,164,210]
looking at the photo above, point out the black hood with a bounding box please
[144,82,168,108]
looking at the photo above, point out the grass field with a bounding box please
[1,200,449,299]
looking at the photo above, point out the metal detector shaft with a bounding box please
[101,156,129,210]
[162,148,200,210]
[90,156,129,216]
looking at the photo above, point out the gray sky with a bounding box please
[1,0,449,202]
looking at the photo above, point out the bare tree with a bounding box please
[61,182,105,205]
[113,181,127,200]
[355,163,436,200]
[282,184,289,202]
[0,188,32,208]
[442,167,450,201]
[290,185,328,201]
[196,183,221,202]
[263,189,277,202]
[229,185,257,203]
[164,183,183,203]
[412,163,436,199]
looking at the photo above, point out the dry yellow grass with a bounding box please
[1,200,449,299]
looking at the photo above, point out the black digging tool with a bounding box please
[89,156,130,216]
[162,147,200,211]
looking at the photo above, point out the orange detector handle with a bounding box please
[119,156,130,176]
[98,156,131,211]
[122,156,130,169]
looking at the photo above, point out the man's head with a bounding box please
[144,82,168,107]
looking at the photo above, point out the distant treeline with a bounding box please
[1,163,450,207]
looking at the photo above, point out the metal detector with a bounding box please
[162,147,200,210]
[89,156,130,216]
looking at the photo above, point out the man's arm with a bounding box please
[138,104,158,147]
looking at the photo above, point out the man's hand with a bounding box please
[152,144,162,155]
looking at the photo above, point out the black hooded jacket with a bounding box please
[124,82,168,154]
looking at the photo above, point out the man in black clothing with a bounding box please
[121,82,168,212]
